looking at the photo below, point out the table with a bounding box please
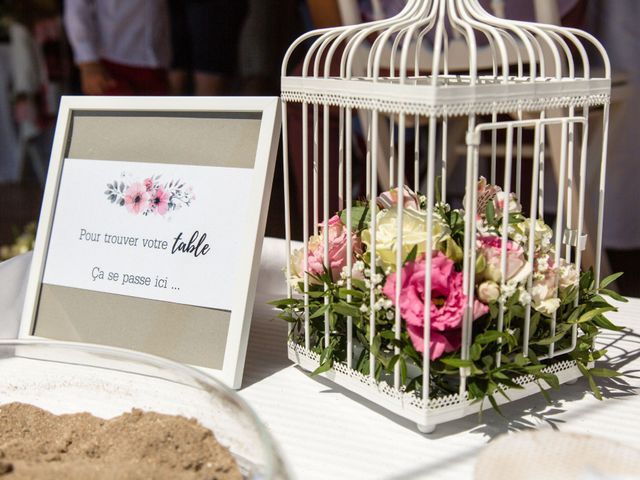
[1,238,639,479]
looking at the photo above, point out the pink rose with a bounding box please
[383,252,489,360]
[124,182,150,215]
[376,185,420,210]
[144,178,154,191]
[477,235,531,284]
[293,215,362,282]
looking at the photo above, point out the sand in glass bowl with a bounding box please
[0,340,289,479]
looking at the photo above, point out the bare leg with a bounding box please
[169,70,188,95]
[194,72,226,96]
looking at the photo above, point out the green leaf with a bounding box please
[539,372,560,390]
[532,330,568,346]
[439,358,474,368]
[475,331,504,344]
[592,315,624,332]
[589,368,622,378]
[311,358,333,376]
[577,361,590,378]
[529,312,542,340]
[333,302,361,318]
[578,307,616,324]
[599,271,624,289]
[338,288,364,300]
[487,394,504,417]
[400,356,408,384]
[470,343,483,361]
[514,353,527,367]
[309,303,330,319]
[268,298,300,307]
[339,205,371,232]
[371,334,382,357]
[467,382,484,400]
[599,288,628,303]
[482,355,494,369]
[485,201,495,224]
[587,375,603,400]
[536,381,552,404]
[306,289,326,299]
[387,354,400,371]
[405,244,419,263]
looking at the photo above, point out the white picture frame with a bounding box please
[19,96,281,389]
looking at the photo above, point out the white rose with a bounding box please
[362,208,449,270]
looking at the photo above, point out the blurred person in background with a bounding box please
[586,0,640,293]
[64,0,171,95]
[168,0,248,95]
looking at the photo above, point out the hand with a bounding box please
[79,62,116,95]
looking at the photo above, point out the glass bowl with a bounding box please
[0,339,289,479]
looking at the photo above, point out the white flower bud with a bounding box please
[478,281,500,303]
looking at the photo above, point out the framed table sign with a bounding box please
[19,96,281,388]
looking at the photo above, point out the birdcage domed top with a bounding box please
[281,0,611,117]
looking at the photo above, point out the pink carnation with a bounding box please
[383,252,488,360]
[296,215,362,281]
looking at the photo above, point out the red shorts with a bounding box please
[101,59,169,95]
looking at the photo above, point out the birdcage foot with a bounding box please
[417,423,436,434]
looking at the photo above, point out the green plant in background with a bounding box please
[0,222,36,261]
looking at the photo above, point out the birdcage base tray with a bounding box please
[288,342,587,433]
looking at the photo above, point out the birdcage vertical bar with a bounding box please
[302,103,311,351]
[390,115,396,188]
[414,114,421,192]
[595,103,611,286]
[323,105,330,348]
[366,111,372,199]
[393,112,407,389]
[575,110,589,279]
[369,109,379,379]
[281,101,294,336]
[549,121,569,358]
[460,114,477,395]
[496,125,514,368]
[538,111,546,221]
[515,109,523,201]
[491,111,498,184]
[565,106,576,264]
[346,107,354,369]
[338,108,345,211]
[313,104,319,235]
[441,112,449,203]
[523,123,541,358]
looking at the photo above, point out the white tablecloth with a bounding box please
[1,238,639,479]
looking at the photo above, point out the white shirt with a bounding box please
[64,0,171,69]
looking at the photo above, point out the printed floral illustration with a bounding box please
[105,175,194,216]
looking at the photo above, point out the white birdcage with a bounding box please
[279,0,611,432]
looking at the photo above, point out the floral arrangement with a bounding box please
[105,176,194,216]
[272,179,625,409]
